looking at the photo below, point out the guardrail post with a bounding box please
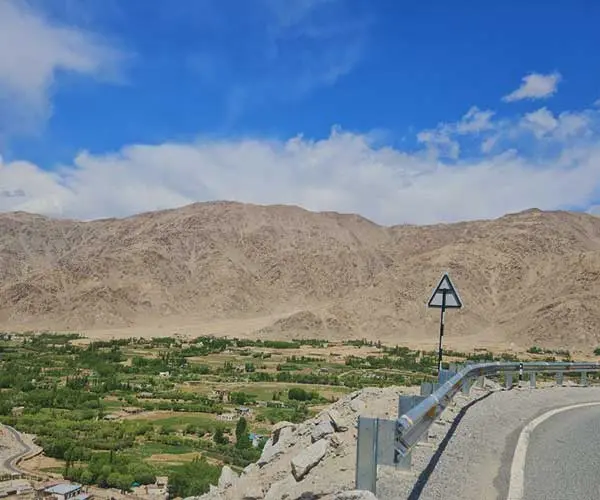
[439,368,456,384]
[355,416,378,493]
[505,372,513,389]
[449,362,460,372]
[530,372,536,388]
[581,371,588,387]
[356,411,419,493]
[420,382,434,397]
[556,372,564,386]
[461,376,471,394]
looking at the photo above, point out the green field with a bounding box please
[0,331,554,496]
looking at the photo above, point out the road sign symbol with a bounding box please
[427,273,462,309]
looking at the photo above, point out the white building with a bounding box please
[43,483,82,500]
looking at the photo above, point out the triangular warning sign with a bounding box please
[427,273,462,309]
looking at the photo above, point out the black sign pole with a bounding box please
[437,289,447,379]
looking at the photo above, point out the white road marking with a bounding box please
[506,401,600,500]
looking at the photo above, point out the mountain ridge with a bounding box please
[1,202,599,351]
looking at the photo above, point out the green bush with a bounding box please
[288,387,321,401]
[168,457,220,497]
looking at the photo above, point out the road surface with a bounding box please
[376,386,600,500]
[1,425,32,474]
[523,404,600,500]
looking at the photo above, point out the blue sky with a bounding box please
[0,0,599,224]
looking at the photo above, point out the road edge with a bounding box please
[506,401,600,500]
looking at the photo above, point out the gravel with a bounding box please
[376,385,600,500]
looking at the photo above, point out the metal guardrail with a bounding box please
[355,361,600,494]
[394,361,600,456]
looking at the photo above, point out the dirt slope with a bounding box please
[1,202,600,350]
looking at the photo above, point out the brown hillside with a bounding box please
[1,202,600,351]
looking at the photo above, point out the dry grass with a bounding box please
[145,451,214,465]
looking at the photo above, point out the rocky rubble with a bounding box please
[186,387,419,500]
[185,384,493,500]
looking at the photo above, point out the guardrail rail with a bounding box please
[355,361,600,494]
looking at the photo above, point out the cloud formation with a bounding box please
[0,0,125,137]
[1,97,599,225]
[417,106,496,159]
[502,72,562,102]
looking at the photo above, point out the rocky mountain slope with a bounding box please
[1,202,600,349]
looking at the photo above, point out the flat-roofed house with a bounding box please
[43,483,82,500]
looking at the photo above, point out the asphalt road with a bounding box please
[1,425,31,474]
[523,404,600,500]
[377,386,600,500]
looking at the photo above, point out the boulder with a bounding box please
[264,476,297,500]
[327,410,348,432]
[259,424,297,467]
[291,439,329,481]
[258,438,283,467]
[272,421,296,443]
[242,484,265,499]
[218,465,238,489]
[350,399,365,413]
[327,433,343,449]
[279,426,295,446]
[311,419,335,442]
[244,463,259,475]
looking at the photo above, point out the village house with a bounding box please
[248,433,263,448]
[236,406,252,417]
[42,483,83,500]
[144,476,168,498]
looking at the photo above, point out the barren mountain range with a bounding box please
[1,201,600,351]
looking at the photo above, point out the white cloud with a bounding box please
[481,135,499,154]
[519,107,592,140]
[417,106,495,159]
[503,72,562,102]
[520,108,558,138]
[553,112,591,139]
[0,0,125,136]
[455,106,495,134]
[1,106,600,226]
[416,130,460,160]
